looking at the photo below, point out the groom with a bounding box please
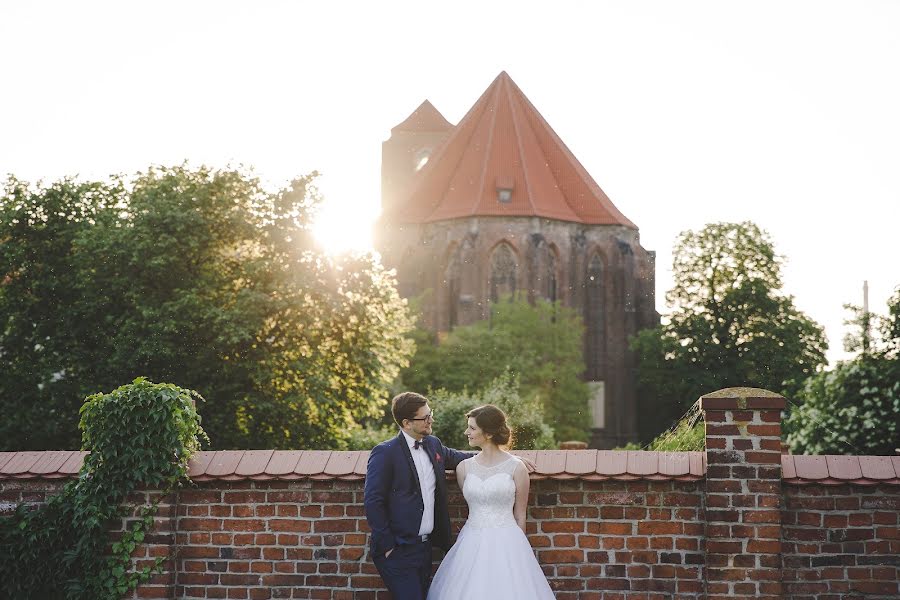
[364,392,472,599]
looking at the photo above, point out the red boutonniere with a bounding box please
[435,452,442,462]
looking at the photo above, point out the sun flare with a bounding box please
[312,201,376,255]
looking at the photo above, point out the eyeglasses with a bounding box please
[408,412,435,423]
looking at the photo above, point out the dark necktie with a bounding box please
[414,440,421,450]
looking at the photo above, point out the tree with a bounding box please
[631,222,828,441]
[400,298,590,442]
[786,289,900,455]
[428,371,556,450]
[0,166,414,450]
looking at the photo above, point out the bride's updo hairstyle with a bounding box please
[466,404,512,447]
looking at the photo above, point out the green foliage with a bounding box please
[0,378,207,599]
[428,371,556,450]
[786,290,900,455]
[615,403,704,452]
[648,422,705,452]
[402,298,590,442]
[0,167,414,450]
[632,221,828,442]
[346,423,397,451]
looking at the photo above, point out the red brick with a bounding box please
[538,549,584,563]
[746,424,781,436]
[706,437,726,448]
[759,410,782,422]
[744,451,782,464]
[595,522,632,535]
[705,424,740,435]
[541,521,585,533]
[747,539,781,553]
[266,491,310,503]
[703,411,728,422]
[743,510,780,524]
[760,438,783,451]
[637,521,682,535]
[707,540,742,553]
[796,511,821,526]
[222,519,266,532]
[706,480,741,493]
[625,536,649,549]
[223,491,266,503]
[180,518,221,531]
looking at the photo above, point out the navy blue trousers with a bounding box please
[373,540,433,600]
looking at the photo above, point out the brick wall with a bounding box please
[783,484,899,599]
[1,388,898,599]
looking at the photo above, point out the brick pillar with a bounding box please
[700,387,785,599]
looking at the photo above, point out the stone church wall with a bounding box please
[378,216,657,448]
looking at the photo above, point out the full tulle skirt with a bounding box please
[427,524,555,599]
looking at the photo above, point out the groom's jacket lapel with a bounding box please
[397,432,423,498]
[423,437,445,486]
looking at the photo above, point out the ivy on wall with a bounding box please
[0,378,207,599]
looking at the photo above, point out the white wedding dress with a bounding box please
[427,456,555,599]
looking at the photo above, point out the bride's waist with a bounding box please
[464,510,518,529]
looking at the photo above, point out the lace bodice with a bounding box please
[462,455,520,530]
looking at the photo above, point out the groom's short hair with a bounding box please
[392,392,428,427]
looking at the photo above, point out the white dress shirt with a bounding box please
[401,430,436,537]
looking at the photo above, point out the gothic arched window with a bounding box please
[585,253,605,381]
[547,250,558,303]
[445,248,461,329]
[490,243,517,303]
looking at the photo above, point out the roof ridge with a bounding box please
[507,74,537,216]
[468,80,501,217]
[391,99,453,134]
[508,76,637,229]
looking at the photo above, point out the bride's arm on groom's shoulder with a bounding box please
[512,460,530,534]
[439,441,476,470]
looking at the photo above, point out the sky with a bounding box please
[1,1,898,367]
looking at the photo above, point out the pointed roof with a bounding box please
[391,100,453,134]
[389,72,637,228]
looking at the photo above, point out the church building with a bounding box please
[377,72,658,449]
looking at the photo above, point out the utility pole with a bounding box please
[863,280,869,314]
[863,280,871,353]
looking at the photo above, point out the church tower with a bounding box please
[377,72,658,449]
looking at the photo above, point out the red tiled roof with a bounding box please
[0,450,87,479]
[387,71,637,228]
[781,454,900,486]
[391,100,453,134]
[2,450,898,484]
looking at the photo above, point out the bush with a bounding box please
[786,289,900,455]
[614,407,704,452]
[785,356,899,455]
[346,423,397,450]
[428,372,555,450]
[0,378,207,599]
[401,298,590,443]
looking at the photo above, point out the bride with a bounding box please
[427,404,555,599]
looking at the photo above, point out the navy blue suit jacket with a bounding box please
[364,432,472,557]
